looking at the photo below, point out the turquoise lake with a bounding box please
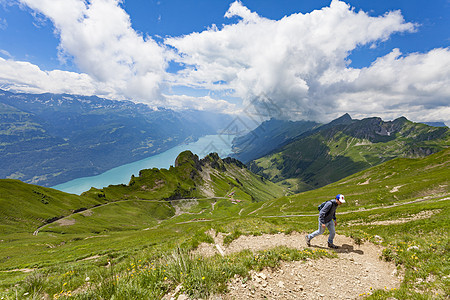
[52,134,235,195]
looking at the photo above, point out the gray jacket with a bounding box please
[319,199,338,224]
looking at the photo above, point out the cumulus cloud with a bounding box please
[0,57,117,97]
[166,0,449,123]
[19,0,169,102]
[162,94,236,112]
[330,47,450,122]
[2,0,449,123]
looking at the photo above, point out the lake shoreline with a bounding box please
[52,134,236,195]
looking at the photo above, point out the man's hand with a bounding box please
[334,220,337,226]
[322,224,326,229]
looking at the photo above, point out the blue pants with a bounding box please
[308,218,335,244]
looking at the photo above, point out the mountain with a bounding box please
[82,150,285,203]
[0,145,448,299]
[0,89,235,187]
[0,151,283,235]
[248,115,449,193]
[249,147,450,216]
[231,118,320,163]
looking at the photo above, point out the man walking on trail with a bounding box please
[305,194,346,249]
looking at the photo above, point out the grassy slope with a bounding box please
[250,118,449,193]
[231,118,320,163]
[0,151,284,266]
[0,149,448,299]
[0,180,106,234]
[248,147,449,216]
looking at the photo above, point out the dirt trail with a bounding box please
[193,231,401,299]
[32,197,228,235]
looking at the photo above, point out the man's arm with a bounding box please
[333,205,337,225]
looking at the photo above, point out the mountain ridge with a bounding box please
[247,114,449,193]
[231,118,320,163]
[0,89,235,187]
[83,150,284,203]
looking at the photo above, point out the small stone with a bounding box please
[277,281,285,288]
[374,235,383,241]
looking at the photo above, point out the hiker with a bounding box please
[305,194,346,249]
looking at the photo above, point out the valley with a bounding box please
[0,148,448,299]
[52,134,235,195]
[0,90,236,187]
[240,114,449,193]
[1,0,449,298]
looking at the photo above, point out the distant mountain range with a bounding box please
[421,122,448,127]
[0,89,235,187]
[235,114,449,193]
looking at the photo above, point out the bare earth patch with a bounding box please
[0,268,35,273]
[79,255,103,261]
[357,178,370,185]
[348,209,441,226]
[192,231,401,300]
[81,210,93,217]
[389,185,404,193]
[55,218,76,226]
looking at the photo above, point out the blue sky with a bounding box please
[0,0,449,124]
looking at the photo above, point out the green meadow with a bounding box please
[0,149,448,299]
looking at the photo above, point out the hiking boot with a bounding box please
[305,235,311,247]
[328,242,339,249]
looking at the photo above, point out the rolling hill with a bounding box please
[247,147,450,216]
[0,151,284,235]
[0,148,448,299]
[247,114,449,193]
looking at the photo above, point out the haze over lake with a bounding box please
[52,134,235,195]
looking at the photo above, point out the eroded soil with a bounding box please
[189,231,401,300]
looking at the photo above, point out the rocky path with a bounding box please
[194,231,401,299]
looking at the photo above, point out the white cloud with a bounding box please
[19,0,169,102]
[330,47,450,123]
[2,0,449,124]
[162,94,237,113]
[0,49,12,58]
[0,57,117,97]
[166,0,449,124]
